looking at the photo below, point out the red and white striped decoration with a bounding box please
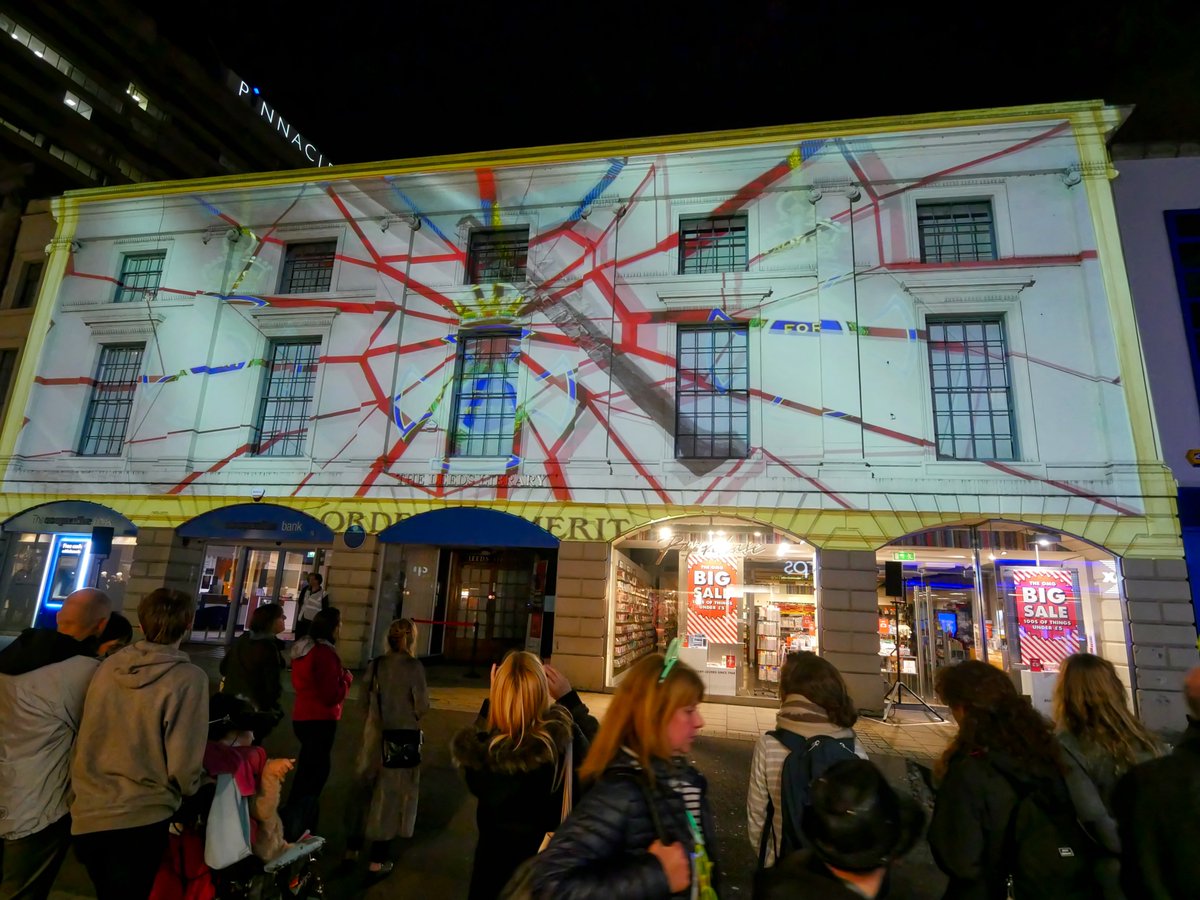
[1010,566,1081,672]
[686,552,741,646]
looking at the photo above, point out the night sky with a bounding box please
[154,0,1200,165]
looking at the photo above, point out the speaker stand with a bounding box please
[882,677,946,725]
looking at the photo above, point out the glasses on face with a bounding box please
[659,636,682,683]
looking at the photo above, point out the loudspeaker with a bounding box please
[884,560,903,597]
[91,526,113,558]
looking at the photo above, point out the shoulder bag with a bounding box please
[375,658,422,768]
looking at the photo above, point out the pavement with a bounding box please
[44,649,952,899]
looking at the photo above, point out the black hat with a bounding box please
[208,693,266,741]
[800,759,925,872]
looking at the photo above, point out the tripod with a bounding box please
[883,603,945,724]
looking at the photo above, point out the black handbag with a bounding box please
[373,659,422,768]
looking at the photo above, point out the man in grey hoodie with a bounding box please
[70,588,208,900]
[0,588,110,900]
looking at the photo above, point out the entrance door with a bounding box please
[444,550,533,663]
[191,545,324,644]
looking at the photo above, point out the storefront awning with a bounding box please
[377,507,558,548]
[177,503,334,544]
[3,500,138,536]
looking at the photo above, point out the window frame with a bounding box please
[465,226,530,285]
[114,250,166,304]
[78,343,144,457]
[252,337,322,457]
[447,329,522,458]
[13,259,44,309]
[926,314,1018,461]
[677,213,749,275]
[674,322,751,460]
[279,240,337,295]
[915,200,999,264]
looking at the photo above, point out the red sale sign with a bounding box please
[1011,567,1081,669]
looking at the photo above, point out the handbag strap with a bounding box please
[559,741,574,823]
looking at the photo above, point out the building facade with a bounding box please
[0,101,1193,726]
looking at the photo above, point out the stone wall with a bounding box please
[127,526,204,619]
[325,536,383,668]
[550,540,609,690]
[815,548,887,715]
[1121,557,1200,731]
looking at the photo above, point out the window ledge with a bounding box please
[250,307,338,336]
[901,274,1034,305]
[79,307,164,338]
[62,296,195,312]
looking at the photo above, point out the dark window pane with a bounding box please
[79,344,144,455]
[678,215,749,274]
[450,331,521,457]
[675,324,750,458]
[254,339,320,456]
[1179,243,1200,267]
[281,241,336,293]
[467,227,530,283]
[114,251,165,303]
[927,315,1015,460]
[14,260,44,309]
[916,201,997,263]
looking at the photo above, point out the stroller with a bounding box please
[212,835,326,900]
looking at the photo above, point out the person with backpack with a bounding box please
[928,660,1102,900]
[1054,653,1165,899]
[747,651,867,867]
[754,758,925,899]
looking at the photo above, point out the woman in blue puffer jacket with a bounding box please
[530,641,719,900]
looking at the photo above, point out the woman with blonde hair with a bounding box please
[531,641,719,899]
[346,618,430,878]
[451,651,597,900]
[1054,653,1165,898]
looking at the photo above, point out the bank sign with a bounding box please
[228,73,332,168]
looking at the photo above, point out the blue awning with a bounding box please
[177,503,334,544]
[3,500,138,536]
[377,507,558,548]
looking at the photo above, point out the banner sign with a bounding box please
[686,552,739,644]
[1011,567,1081,670]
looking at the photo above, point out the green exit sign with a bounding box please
[892,551,917,561]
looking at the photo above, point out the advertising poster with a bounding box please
[686,552,740,644]
[1010,567,1082,671]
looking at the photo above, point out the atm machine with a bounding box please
[31,534,93,630]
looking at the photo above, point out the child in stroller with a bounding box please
[151,694,326,900]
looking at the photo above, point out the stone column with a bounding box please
[127,527,204,615]
[1120,557,1200,731]
[550,540,609,690]
[815,548,886,715]
[325,535,382,669]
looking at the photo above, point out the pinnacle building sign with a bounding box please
[228,74,332,168]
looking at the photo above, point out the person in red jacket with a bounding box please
[284,607,352,840]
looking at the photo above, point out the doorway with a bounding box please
[443,549,535,663]
[191,544,325,644]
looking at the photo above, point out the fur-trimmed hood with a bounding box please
[451,704,574,774]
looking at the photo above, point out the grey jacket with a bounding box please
[0,655,98,839]
[70,641,208,835]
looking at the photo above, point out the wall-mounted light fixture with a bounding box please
[379,214,421,233]
[1061,167,1082,187]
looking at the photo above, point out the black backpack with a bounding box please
[757,730,857,866]
[1000,772,1101,900]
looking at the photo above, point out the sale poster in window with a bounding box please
[1010,567,1082,671]
[686,553,740,644]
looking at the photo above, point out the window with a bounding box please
[78,344,143,456]
[63,91,92,120]
[114,251,165,303]
[253,339,321,457]
[280,241,336,294]
[917,201,997,263]
[0,348,16,423]
[466,227,529,284]
[675,324,750,458]
[126,82,148,111]
[927,317,1016,460]
[678,214,748,275]
[13,260,43,309]
[449,331,521,457]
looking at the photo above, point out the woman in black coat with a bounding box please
[531,643,718,900]
[450,652,597,900]
[220,603,287,740]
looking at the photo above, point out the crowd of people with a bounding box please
[1,580,1198,900]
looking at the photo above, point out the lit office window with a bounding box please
[928,317,1017,460]
[114,251,166,303]
[126,82,149,112]
[449,331,521,457]
[63,90,92,120]
[466,227,529,284]
[917,201,997,263]
[280,241,336,293]
[675,324,750,458]
[79,344,144,456]
[254,339,321,457]
[678,214,748,275]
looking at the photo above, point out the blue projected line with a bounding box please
[192,196,223,217]
[708,309,734,323]
[824,410,849,418]
[799,139,825,163]
[567,372,577,400]
[568,159,626,222]
[382,178,451,243]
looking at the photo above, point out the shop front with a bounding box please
[176,504,334,644]
[608,517,816,699]
[0,500,137,633]
[876,521,1124,717]
[376,508,558,665]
